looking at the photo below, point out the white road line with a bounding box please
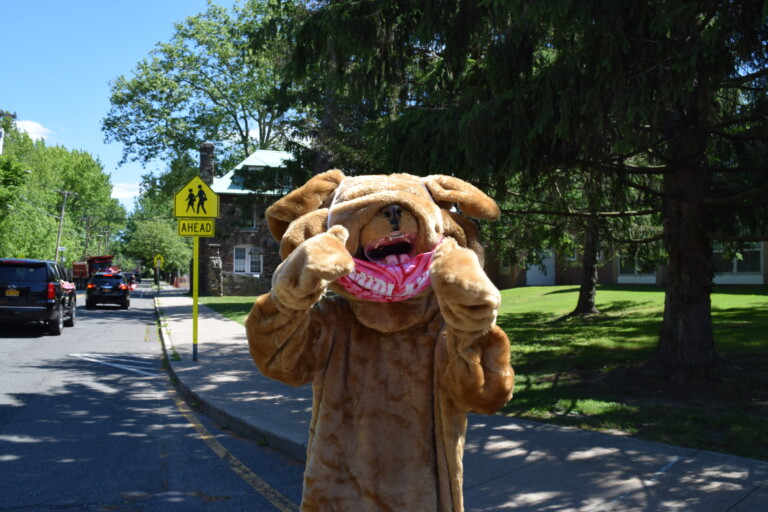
[70,353,159,376]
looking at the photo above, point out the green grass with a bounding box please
[498,285,768,461]
[198,295,255,325]
[200,285,768,462]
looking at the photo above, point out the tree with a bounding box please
[103,0,295,172]
[123,219,191,274]
[290,1,768,380]
[0,123,126,261]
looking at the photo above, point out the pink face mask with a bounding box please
[336,242,441,302]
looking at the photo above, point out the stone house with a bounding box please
[203,150,293,296]
[484,242,768,290]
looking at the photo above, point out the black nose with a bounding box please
[382,205,402,231]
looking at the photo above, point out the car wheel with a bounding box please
[86,299,94,309]
[121,298,130,309]
[64,302,76,327]
[48,313,64,335]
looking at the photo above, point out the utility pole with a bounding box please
[54,190,76,263]
[81,217,92,259]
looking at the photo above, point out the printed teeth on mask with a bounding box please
[364,233,415,265]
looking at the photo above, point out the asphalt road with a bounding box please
[0,284,304,511]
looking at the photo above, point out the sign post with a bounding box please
[153,253,165,286]
[174,177,219,362]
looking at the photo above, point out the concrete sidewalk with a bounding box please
[154,286,768,511]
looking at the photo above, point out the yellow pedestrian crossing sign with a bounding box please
[174,176,219,218]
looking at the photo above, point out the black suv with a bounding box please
[0,258,77,335]
[86,272,130,309]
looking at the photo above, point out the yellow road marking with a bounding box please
[169,390,300,512]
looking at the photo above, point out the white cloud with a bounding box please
[111,182,141,199]
[112,182,141,211]
[16,120,53,141]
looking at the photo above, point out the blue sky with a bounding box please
[1,1,236,212]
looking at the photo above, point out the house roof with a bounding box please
[211,149,293,195]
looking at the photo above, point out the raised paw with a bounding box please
[272,226,355,310]
[430,238,500,333]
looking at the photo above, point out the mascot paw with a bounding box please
[272,225,355,310]
[430,238,501,333]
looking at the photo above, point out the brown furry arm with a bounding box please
[438,325,514,414]
[245,293,327,387]
[245,226,353,387]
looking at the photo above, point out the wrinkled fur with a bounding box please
[246,171,514,511]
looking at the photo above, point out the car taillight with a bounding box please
[87,283,95,289]
[119,284,127,290]
[47,283,56,299]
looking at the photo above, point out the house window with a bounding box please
[617,255,657,284]
[713,243,762,274]
[234,245,262,274]
[713,243,763,284]
[240,209,258,230]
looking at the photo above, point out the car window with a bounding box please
[91,275,125,286]
[0,264,48,282]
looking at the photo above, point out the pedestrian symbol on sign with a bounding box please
[173,177,219,219]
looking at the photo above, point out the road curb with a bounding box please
[151,288,308,463]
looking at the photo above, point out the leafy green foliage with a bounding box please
[123,219,191,273]
[289,0,768,374]
[102,0,295,169]
[0,123,126,261]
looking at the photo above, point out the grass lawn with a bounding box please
[200,284,768,462]
[498,284,768,462]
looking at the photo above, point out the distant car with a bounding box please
[0,258,77,335]
[86,272,131,309]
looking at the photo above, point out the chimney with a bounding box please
[199,142,215,185]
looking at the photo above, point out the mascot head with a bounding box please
[265,170,500,302]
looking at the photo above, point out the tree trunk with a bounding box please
[654,162,718,379]
[572,220,600,316]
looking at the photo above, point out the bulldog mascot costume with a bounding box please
[245,170,514,511]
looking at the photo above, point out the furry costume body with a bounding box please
[246,171,514,511]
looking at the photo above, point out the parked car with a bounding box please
[86,272,130,309]
[0,258,77,335]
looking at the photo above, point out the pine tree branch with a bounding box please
[709,165,768,173]
[710,129,768,141]
[502,208,660,219]
[707,233,768,242]
[723,67,768,88]
[704,180,768,206]
[607,233,664,244]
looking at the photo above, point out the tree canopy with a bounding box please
[0,121,126,263]
[102,0,295,171]
[287,0,768,378]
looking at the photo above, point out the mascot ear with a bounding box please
[265,169,345,240]
[422,175,501,221]
[442,209,486,265]
[279,209,330,259]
